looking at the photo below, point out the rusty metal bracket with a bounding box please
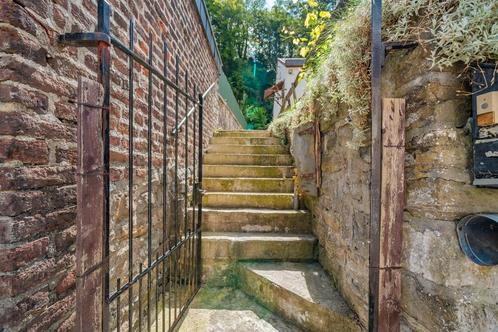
[68,99,109,110]
[58,32,111,47]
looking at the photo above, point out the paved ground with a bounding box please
[176,287,302,332]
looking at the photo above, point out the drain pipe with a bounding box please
[369,0,383,331]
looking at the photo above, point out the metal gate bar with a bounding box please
[62,1,206,330]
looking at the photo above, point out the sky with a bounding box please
[266,0,275,8]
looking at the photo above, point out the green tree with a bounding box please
[245,105,269,129]
[205,0,253,100]
[251,6,298,71]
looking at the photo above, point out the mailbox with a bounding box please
[472,64,498,187]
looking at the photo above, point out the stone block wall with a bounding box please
[0,0,241,330]
[294,47,498,331]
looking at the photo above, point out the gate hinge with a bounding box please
[58,32,111,48]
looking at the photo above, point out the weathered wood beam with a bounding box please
[378,98,405,331]
[76,77,105,332]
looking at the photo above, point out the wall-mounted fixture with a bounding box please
[476,91,498,126]
[457,214,498,266]
[472,64,498,187]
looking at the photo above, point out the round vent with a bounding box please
[457,214,498,266]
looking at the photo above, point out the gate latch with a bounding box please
[193,182,206,204]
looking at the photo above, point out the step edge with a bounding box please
[202,232,317,240]
[204,192,295,196]
[202,208,310,214]
[238,264,361,331]
[203,177,294,181]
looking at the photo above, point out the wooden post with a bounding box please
[75,77,105,332]
[378,98,405,331]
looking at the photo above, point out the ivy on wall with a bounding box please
[270,0,498,147]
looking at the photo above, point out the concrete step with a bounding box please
[238,262,361,332]
[202,208,312,233]
[210,136,282,146]
[203,165,293,178]
[203,177,294,193]
[207,144,288,155]
[202,233,317,261]
[204,153,293,166]
[203,192,294,209]
[214,130,271,138]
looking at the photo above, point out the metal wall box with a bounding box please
[472,64,498,187]
[476,91,498,126]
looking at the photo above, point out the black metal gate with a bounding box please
[62,1,205,330]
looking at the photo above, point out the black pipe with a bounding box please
[369,0,382,331]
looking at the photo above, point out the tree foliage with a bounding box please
[205,0,342,128]
[206,0,300,128]
[245,105,269,129]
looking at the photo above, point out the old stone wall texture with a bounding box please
[294,47,498,331]
[214,95,243,131]
[0,0,241,330]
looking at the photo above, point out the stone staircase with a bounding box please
[179,130,361,332]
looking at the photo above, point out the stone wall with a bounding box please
[214,95,243,131]
[0,0,241,330]
[292,47,498,331]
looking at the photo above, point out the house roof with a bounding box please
[264,80,284,99]
[278,58,305,68]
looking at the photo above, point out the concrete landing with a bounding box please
[177,287,301,332]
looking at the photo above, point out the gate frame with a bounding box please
[65,1,206,330]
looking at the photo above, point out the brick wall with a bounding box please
[0,0,241,330]
[291,47,498,331]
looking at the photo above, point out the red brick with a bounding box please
[0,83,49,113]
[0,186,75,217]
[0,111,75,140]
[54,225,76,254]
[0,166,75,191]
[0,0,39,37]
[55,270,76,296]
[0,25,48,65]
[0,57,76,97]
[55,147,77,165]
[0,256,69,298]
[0,237,49,272]
[110,149,128,164]
[54,101,77,122]
[24,293,75,331]
[1,207,76,244]
[57,312,76,332]
[0,137,49,165]
[0,288,49,327]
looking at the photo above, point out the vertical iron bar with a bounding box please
[190,85,198,297]
[162,40,168,332]
[155,254,159,332]
[173,55,180,321]
[97,1,111,331]
[127,17,135,332]
[116,279,121,332]
[139,264,143,332]
[183,70,189,308]
[146,32,153,332]
[196,93,204,287]
[369,0,383,332]
[168,252,172,329]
